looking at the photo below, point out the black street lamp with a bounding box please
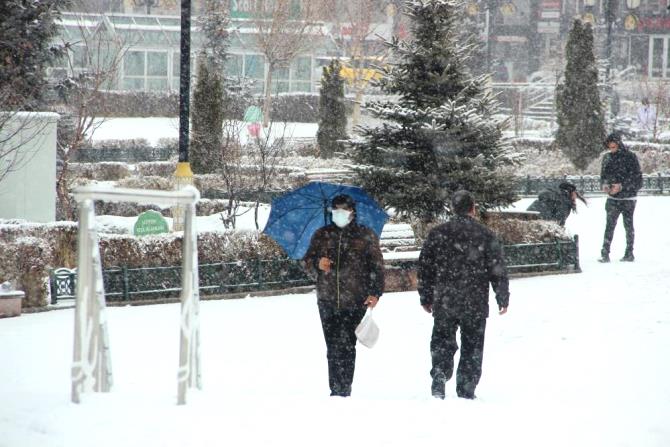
[178,0,191,165]
[173,0,193,231]
[604,0,617,82]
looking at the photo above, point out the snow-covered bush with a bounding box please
[117,175,172,190]
[0,220,285,308]
[136,161,176,177]
[68,162,132,181]
[508,138,670,176]
[484,217,570,245]
[83,138,152,150]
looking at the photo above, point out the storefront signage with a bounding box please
[539,0,561,27]
[231,0,303,19]
[541,10,561,19]
[495,35,528,43]
[637,17,670,32]
[538,21,560,34]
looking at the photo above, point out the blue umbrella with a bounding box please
[263,181,389,259]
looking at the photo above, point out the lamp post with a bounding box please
[172,0,193,231]
[604,0,617,83]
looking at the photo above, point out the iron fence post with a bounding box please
[659,173,663,194]
[49,270,58,304]
[573,235,581,272]
[555,239,564,269]
[257,258,263,289]
[122,266,130,301]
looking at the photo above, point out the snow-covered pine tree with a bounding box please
[348,0,519,224]
[191,0,231,174]
[317,59,347,159]
[0,0,68,110]
[191,54,225,174]
[555,20,606,171]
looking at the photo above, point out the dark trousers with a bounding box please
[318,302,366,396]
[602,198,636,256]
[430,316,487,398]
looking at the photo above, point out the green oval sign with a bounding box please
[134,210,169,236]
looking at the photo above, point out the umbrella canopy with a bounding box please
[263,181,389,259]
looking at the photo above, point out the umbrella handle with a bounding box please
[323,199,329,226]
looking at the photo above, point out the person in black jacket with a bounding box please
[303,194,385,397]
[527,182,587,226]
[418,190,510,400]
[599,132,643,262]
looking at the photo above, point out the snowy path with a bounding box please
[1,196,669,447]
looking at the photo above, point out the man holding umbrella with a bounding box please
[303,194,385,397]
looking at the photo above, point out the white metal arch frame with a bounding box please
[71,185,201,405]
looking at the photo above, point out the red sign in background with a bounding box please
[637,17,670,32]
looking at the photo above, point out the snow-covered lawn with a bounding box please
[1,196,669,447]
[89,117,318,146]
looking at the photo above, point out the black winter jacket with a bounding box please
[418,216,510,319]
[600,146,642,199]
[527,186,573,226]
[303,222,384,308]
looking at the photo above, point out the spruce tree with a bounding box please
[555,20,606,171]
[191,1,231,174]
[191,55,225,174]
[0,0,68,110]
[317,60,347,159]
[349,0,519,224]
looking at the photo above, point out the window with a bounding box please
[147,51,167,76]
[271,66,289,93]
[244,54,265,79]
[122,50,169,91]
[172,51,180,91]
[225,54,243,78]
[292,57,311,80]
[244,54,265,94]
[650,37,665,78]
[290,56,312,92]
[124,51,145,77]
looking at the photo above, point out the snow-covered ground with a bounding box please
[2,195,669,446]
[89,117,318,146]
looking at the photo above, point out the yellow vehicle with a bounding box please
[338,56,385,85]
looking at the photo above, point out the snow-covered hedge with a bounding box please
[69,162,132,181]
[484,217,570,244]
[0,221,284,308]
[510,138,670,176]
[82,91,323,122]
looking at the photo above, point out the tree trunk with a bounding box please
[263,66,274,127]
[352,89,363,128]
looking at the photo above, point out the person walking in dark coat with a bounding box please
[527,182,587,226]
[599,132,643,262]
[418,190,510,400]
[303,194,385,397]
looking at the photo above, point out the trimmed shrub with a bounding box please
[0,221,286,307]
[68,162,132,181]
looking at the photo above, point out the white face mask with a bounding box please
[331,209,352,228]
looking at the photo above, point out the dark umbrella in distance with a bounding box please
[263,181,389,259]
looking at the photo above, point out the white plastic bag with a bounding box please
[355,309,379,348]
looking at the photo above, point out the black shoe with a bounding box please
[431,378,446,400]
[457,393,477,400]
[620,254,635,262]
[330,391,350,397]
[598,254,610,263]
